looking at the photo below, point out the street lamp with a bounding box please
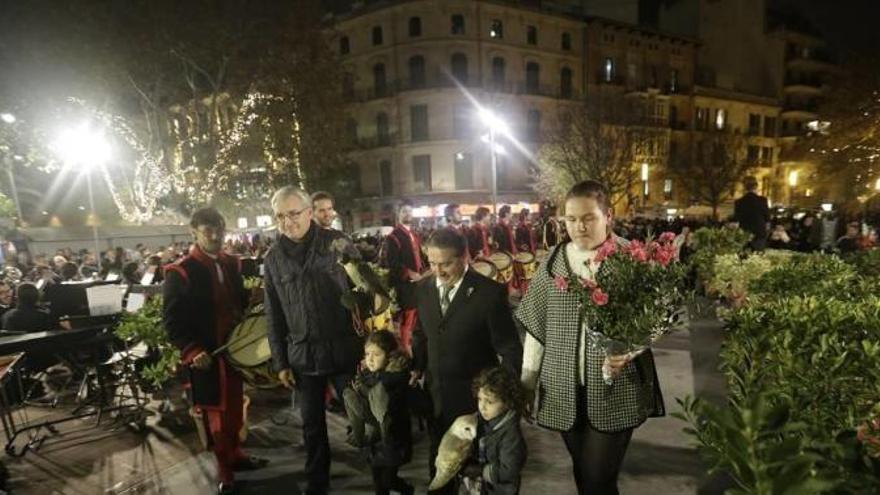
[640,163,650,207]
[52,124,113,271]
[478,108,509,215]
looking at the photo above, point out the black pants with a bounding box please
[560,389,634,495]
[371,465,410,495]
[296,372,353,493]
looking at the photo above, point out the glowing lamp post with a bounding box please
[640,163,650,207]
[52,124,113,271]
[478,108,509,215]
[788,170,799,207]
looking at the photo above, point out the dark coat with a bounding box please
[381,224,424,309]
[350,353,413,467]
[0,306,54,332]
[412,270,523,424]
[162,246,248,408]
[477,411,526,495]
[492,223,516,254]
[263,223,362,375]
[734,192,770,250]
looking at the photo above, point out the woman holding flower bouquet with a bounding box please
[516,180,675,495]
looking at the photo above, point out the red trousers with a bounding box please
[397,308,418,353]
[203,360,246,483]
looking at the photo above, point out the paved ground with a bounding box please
[3,304,731,494]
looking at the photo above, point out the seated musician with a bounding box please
[0,281,12,321]
[0,283,54,333]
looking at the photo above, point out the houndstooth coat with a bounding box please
[515,242,665,433]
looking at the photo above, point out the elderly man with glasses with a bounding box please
[263,186,363,495]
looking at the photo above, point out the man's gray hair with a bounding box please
[271,186,311,212]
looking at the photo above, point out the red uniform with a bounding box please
[382,224,424,352]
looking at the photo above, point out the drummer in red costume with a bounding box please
[491,205,520,293]
[443,204,470,260]
[515,208,537,254]
[382,200,428,352]
[163,208,267,495]
[467,206,492,260]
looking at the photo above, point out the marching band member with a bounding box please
[515,208,537,254]
[381,200,427,353]
[443,203,471,261]
[163,207,267,495]
[467,207,493,260]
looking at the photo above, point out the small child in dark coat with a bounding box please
[344,331,414,495]
[461,366,528,495]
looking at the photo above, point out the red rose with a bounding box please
[659,232,677,243]
[591,288,609,306]
[627,240,649,262]
[654,246,676,267]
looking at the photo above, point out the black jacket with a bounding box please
[412,270,523,424]
[0,305,55,332]
[477,411,526,495]
[734,192,770,250]
[264,223,362,375]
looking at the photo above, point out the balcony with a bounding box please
[781,101,819,121]
[355,133,398,150]
[783,75,824,96]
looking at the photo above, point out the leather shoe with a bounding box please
[233,455,269,471]
[217,481,236,494]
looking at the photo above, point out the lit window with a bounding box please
[604,58,614,82]
[715,109,726,130]
[490,19,503,39]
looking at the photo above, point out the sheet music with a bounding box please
[139,270,155,285]
[86,285,125,316]
[125,292,146,313]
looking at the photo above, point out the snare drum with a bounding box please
[514,252,537,280]
[488,252,514,283]
[225,306,280,389]
[470,259,498,281]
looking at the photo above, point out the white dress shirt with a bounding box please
[435,265,469,307]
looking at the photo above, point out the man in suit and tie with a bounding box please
[410,228,522,490]
[734,176,770,251]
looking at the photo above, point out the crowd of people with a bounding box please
[0,179,877,494]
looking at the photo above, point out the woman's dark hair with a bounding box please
[564,180,610,213]
[190,207,226,229]
[365,330,401,355]
[60,262,78,280]
[472,366,526,417]
[427,227,466,257]
[16,283,40,307]
[474,206,491,222]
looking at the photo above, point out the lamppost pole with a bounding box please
[86,173,101,272]
[489,126,498,216]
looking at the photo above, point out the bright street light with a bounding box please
[477,107,509,215]
[0,113,15,124]
[875,178,880,191]
[51,123,113,271]
[478,108,510,136]
[788,170,799,187]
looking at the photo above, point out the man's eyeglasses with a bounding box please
[275,206,311,223]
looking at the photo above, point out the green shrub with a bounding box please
[691,227,752,285]
[115,296,180,388]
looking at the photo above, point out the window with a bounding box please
[695,107,709,130]
[339,36,350,55]
[410,105,429,141]
[526,62,540,94]
[376,113,390,146]
[670,69,678,92]
[527,25,537,45]
[372,26,383,46]
[763,116,777,137]
[451,53,468,84]
[761,147,773,165]
[648,66,658,88]
[669,105,678,127]
[490,19,503,39]
[380,160,393,196]
[491,57,506,89]
[664,179,673,200]
[412,155,432,192]
[747,145,759,164]
[453,104,470,139]
[604,57,615,83]
[373,63,387,97]
[409,17,421,37]
[451,14,465,35]
[454,153,474,190]
[627,63,637,85]
[714,108,726,130]
[748,114,761,135]
[342,72,354,100]
[561,32,572,51]
[408,55,425,89]
[527,109,541,141]
[560,67,573,99]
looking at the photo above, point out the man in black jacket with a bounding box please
[163,208,264,495]
[733,176,770,251]
[264,186,362,495]
[0,283,53,332]
[410,228,522,492]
